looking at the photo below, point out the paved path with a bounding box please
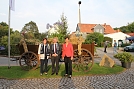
[0,48,134,89]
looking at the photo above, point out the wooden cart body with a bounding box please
[18,42,94,72]
[73,43,94,56]
[18,43,94,56]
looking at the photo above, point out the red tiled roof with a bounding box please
[126,33,134,36]
[78,23,116,34]
[78,24,95,33]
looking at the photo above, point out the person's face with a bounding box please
[43,39,47,44]
[65,38,69,43]
[53,38,57,43]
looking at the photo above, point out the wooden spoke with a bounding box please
[19,51,39,71]
[29,53,34,60]
[72,49,94,72]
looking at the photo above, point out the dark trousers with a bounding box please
[40,59,48,74]
[64,56,72,75]
[51,56,59,73]
[104,46,107,52]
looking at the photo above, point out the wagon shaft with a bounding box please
[20,37,28,52]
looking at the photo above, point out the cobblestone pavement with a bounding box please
[0,68,134,89]
[0,48,134,89]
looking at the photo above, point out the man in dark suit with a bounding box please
[50,37,61,75]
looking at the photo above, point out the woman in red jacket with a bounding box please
[62,36,73,78]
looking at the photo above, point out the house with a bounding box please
[47,24,59,35]
[104,32,130,45]
[76,23,116,35]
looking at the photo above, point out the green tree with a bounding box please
[0,25,8,39]
[0,30,21,55]
[21,21,39,39]
[114,22,134,33]
[38,32,48,41]
[21,21,39,33]
[48,13,69,43]
[84,32,104,46]
[120,26,128,33]
[0,22,8,26]
[0,36,8,46]
[0,22,13,44]
[48,33,65,43]
[127,22,134,32]
[10,30,21,44]
[1,30,21,45]
[57,13,69,35]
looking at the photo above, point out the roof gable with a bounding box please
[93,24,104,29]
[78,23,116,34]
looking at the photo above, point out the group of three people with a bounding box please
[38,36,73,78]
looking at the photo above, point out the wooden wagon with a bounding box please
[18,45,39,71]
[17,33,94,72]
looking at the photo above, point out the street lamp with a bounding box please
[78,1,81,23]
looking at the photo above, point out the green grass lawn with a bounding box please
[0,63,125,79]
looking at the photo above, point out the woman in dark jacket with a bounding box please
[38,38,50,76]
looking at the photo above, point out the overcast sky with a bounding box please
[0,0,134,33]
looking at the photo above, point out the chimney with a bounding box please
[104,23,106,26]
[117,29,120,32]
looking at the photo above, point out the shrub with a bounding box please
[103,37,112,47]
[84,32,104,46]
[114,52,134,62]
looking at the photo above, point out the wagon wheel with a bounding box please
[72,48,94,72]
[19,51,39,71]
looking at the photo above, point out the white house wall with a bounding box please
[104,32,130,46]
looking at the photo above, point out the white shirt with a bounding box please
[54,43,57,53]
[38,44,46,59]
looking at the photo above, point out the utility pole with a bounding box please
[78,1,81,24]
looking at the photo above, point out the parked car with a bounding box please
[0,46,5,51]
[124,43,134,52]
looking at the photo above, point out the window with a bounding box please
[99,29,103,33]
[94,29,99,32]
[94,29,103,34]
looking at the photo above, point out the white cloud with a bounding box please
[15,11,37,18]
[0,0,134,33]
[0,13,6,16]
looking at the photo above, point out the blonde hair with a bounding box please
[53,37,59,42]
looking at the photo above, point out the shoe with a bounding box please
[44,72,47,75]
[51,73,54,75]
[68,75,72,78]
[40,73,43,76]
[56,73,58,75]
[64,74,68,76]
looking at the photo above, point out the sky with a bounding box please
[0,0,134,33]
